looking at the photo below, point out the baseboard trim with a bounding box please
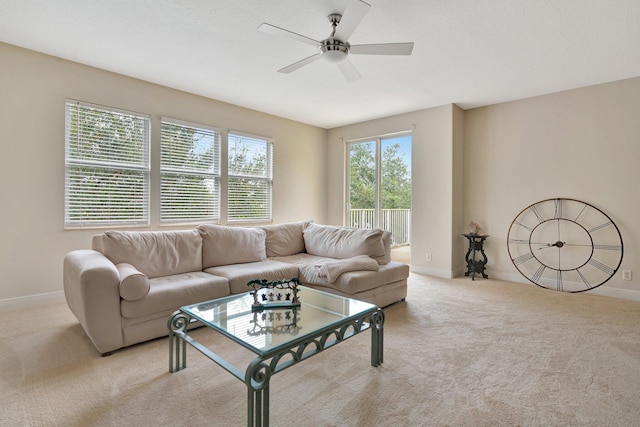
[0,291,66,312]
[410,265,454,279]
[487,269,640,302]
[583,286,640,302]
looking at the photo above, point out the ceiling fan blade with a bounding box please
[258,23,320,47]
[278,53,322,74]
[350,42,414,55]
[334,0,371,41]
[337,58,362,83]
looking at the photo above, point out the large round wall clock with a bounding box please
[507,198,623,292]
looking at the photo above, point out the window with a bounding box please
[64,101,150,227]
[227,132,273,222]
[160,119,221,223]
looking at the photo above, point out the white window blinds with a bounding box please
[227,133,273,222]
[160,119,221,223]
[64,101,150,227]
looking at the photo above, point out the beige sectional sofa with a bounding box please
[63,221,409,355]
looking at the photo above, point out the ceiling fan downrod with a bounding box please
[321,13,349,63]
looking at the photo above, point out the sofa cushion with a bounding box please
[100,230,202,279]
[302,224,386,263]
[260,220,313,257]
[204,260,299,294]
[120,271,229,319]
[116,263,150,301]
[198,224,267,268]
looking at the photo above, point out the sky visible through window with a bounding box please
[385,134,411,172]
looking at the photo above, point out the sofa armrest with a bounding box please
[63,249,123,355]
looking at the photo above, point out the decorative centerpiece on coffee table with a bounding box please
[247,277,301,311]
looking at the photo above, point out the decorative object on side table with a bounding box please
[463,233,489,280]
[247,277,302,310]
[468,220,481,235]
[507,198,623,292]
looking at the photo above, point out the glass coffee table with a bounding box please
[168,285,384,427]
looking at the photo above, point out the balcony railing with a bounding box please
[348,209,411,247]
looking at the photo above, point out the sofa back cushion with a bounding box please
[302,224,387,264]
[259,220,313,257]
[198,224,266,268]
[99,230,202,278]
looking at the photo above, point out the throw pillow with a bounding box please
[117,263,151,301]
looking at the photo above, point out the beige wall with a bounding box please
[464,77,640,300]
[0,42,327,308]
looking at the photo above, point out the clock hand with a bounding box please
[536,241,566,250]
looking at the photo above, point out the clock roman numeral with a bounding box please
[508,238,529,245]
[554,199,563,219]
[588,221,613,233]
[588,259,614,275]
[574,204,588,222]
[576,268,593,289]
[530,206,544,223]
[531,264,546,283]
[556,270,563,291]
[593,244,622,251]
[514,220,533,231]
[513,252,534,265]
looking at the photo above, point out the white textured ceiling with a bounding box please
[1,0,639,129]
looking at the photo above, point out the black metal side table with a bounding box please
[463,233,489,280]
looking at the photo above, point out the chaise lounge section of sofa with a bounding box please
[63,221,409,355]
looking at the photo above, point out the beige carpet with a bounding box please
[2,273,640,426]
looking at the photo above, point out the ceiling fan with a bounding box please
[258,0,414,83]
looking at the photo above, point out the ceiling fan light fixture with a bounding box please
[321,39,349,63]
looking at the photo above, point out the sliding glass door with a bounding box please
[347,133,411,249]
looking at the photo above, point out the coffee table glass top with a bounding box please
[181,286,377,356]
